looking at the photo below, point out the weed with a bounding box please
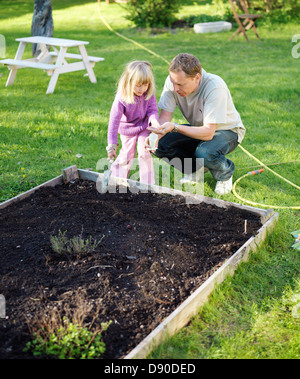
[24,319,111,359]
[24,291,112,359]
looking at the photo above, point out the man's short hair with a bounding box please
[169,53,202,78]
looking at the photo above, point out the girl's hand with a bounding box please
[107,149,117,161]
[145,133,159,152]
[106,144,118,161]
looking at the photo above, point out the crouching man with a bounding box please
[147,53,245,195]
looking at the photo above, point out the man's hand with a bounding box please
[147,121,174,136]
[149,118,160,129]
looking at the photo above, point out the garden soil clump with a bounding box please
[0,179,261,359]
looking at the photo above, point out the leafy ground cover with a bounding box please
[0,0,299,359]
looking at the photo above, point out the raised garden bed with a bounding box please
[0,167,278,359]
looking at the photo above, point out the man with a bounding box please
[147,53,245,195]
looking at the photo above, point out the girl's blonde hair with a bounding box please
[117,60,155,104]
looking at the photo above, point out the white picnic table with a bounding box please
[0,36,104,94]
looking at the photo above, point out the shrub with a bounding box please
[50,230,104,257]
[125,0,182,28]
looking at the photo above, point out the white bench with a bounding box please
[0,58,58,72]
[49,51,104,64]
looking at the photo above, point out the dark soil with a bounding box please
[0,179,261,359]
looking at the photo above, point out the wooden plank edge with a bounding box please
[0,165,79,210]
[0,175,63,210]
[62,165,79,183]
[124,212,278,359]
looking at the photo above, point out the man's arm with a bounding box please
[158,109,173,124]
[169,122,216,141]
[148,117,217,141]
[148,108,216,140]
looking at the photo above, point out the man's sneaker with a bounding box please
[214,176,233,195]
[179,167,208,184]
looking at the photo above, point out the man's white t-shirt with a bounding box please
[158,68,246,143]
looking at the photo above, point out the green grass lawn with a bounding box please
[0,0,299,359]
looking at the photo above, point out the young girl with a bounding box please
[106,60,159,185]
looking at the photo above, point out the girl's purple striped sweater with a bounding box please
[107,92,159,145]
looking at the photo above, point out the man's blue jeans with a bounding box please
[154,130,239,181]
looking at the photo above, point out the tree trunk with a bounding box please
[31,0,54,56]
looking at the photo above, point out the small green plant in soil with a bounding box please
[50,230,104,257]
[24,318,111,359]
[24,292,112,359]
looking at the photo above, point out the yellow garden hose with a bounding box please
[233,145,300,209]
[97,3,300,210]
[237,144,300,191]
[232,171,300,210]
[97,7,170,65]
